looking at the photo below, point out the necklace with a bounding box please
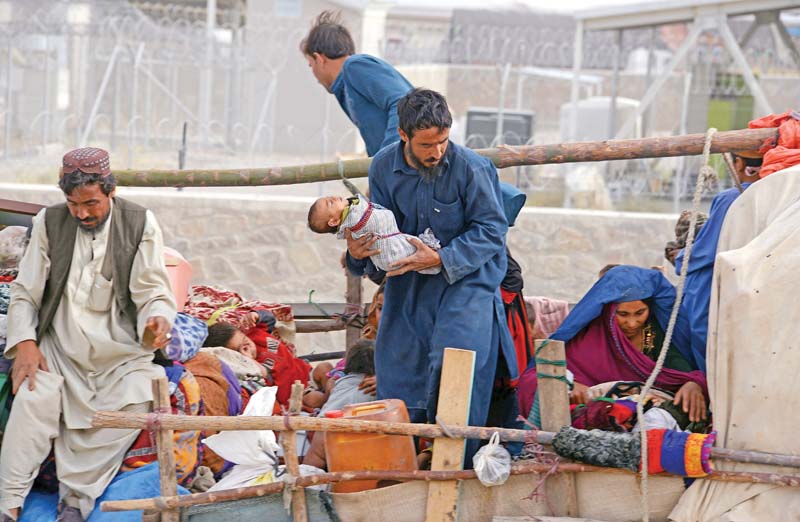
[642,323,655,355]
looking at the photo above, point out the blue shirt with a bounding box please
[675,184,750,372]
[330,54,413,157]
[347,141,517,452]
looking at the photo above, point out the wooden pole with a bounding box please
[100,461,800,513]
[151,377,180,522]
[344,273,362,348]
[93,409,533,440]
[295,319,347,334]
[280,381,307,522]
[426,348,476,522]
[535,340,578,517]
[110,128,778,187]
[91,410,800,470]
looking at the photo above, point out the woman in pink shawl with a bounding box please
[518,265,707,428]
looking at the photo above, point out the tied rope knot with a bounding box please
[283,411,295,431]
[534,339,569,384]
[281,471,299,512]
[338,158,363,197]
[308,289,366,330]
[435,415,456,438]
[145,406,172,449]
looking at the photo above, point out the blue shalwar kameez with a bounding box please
[347,141,518,458]
[329,54,414,157]
[675,184,750,373]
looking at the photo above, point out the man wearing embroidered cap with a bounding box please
[0,148,177,521]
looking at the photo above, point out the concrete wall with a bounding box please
[1,183,678,353]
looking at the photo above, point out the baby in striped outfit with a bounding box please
[308,195,441,275]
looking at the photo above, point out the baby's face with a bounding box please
[226,330,258,360]
[314,196,349,229]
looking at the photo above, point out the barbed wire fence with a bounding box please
[385,10,800,211]
[0,1,797,212]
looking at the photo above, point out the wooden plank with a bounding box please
[344,274,363,347]
[153,376,180,522]
[280,381,308,522]
[535,339,579,517]
[288,302,369,320]
[425,348,476,522]
[0,198,45,216]
[295,319,347,333]
[298,350,346,363]
[0,198,45,228]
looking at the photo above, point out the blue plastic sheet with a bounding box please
[20,462,189,522]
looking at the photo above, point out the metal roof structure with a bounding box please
[574,0,800,30]
[567,0,800,141]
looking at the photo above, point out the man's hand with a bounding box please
[345,229,380,260]
[358,375,377,396]
[387,238,442,277]
[11,340,49,394]
[144,316,172,350]
[674,381,707,423]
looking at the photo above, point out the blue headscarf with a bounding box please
[551,265,696,368]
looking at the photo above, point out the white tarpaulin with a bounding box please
[670,165,800,521]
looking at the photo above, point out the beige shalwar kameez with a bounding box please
[669,166,800,521]
[0,201,176,518]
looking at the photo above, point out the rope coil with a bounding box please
[534,339,569,383]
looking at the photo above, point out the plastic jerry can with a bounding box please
[324,399,418,493]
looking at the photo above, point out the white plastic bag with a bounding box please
[202,386,279,466]
[472,432,511,487]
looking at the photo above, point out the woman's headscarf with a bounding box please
[551,265,692,362]
[518,265,705,422]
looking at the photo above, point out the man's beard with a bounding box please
[405,147,443,183]
[76,211,111,232]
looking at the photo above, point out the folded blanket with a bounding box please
[184,284,297,345]
[201,347,264,380]
[523,296,569,340]
[551,426,715,478]
[184,352,242,475]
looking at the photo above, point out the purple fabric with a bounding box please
[519,304,707,419]
[217,359,242,416]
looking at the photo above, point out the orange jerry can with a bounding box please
[324,399,418,493]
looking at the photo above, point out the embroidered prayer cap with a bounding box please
[60,147,111,178]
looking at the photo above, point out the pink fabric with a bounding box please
[327,358,346,380]
[518,304,707,419]
[524,296,570,340]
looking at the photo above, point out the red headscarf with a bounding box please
[748,110,800,178]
